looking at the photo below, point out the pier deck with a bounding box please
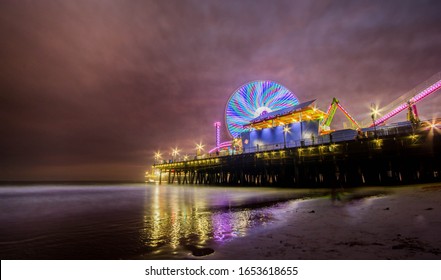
[154,130,441,187]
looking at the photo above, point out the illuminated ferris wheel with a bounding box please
[225,81,300,138]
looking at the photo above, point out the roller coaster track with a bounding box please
[366,72,441,127]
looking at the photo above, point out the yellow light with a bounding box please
[196,142,205,152]
[283,126,290,133]
[172,147,180,157]
[371,104,381,118]
[154,151,162,160]
[373,139,383,147]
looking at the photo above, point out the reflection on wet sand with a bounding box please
[0,184,403,259]
[140,185,290,258]
[141,186,396,258]
[139,185,392,258]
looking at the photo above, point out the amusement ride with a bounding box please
[154,72,441,163]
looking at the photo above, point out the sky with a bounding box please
[1,0,441,181]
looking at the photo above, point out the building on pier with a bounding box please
[241,100,326,153]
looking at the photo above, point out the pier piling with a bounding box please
[154,131,441,187]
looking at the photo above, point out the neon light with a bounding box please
[372,80,441,126]
[208,141,233,153]
[412,104,419,119]
[321,98,360,130]
[336,103,361,128]
[214,122,221,148]
[225,81,299,138]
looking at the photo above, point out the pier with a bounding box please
[153,75,441,187]
[154,129,441,187]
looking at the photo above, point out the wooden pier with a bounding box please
[153,130,441,187]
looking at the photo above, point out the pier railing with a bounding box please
[153,128,440,187]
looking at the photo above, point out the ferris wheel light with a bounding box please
[225,81,299,138]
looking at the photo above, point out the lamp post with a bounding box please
[371,103,378,138]
[172,147,180,162]
[283,125,290,148]
[154,151,162,164]
[196,142,204,157]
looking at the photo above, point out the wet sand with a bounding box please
[206,184,441,259]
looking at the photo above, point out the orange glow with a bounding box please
[245,105,327,131]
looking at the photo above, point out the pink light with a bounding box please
[218,141,232,148]
[412,104,419,118]
[411,81,441,103]
[371,80,441,126]
[336,103,360,128]
[214,122,221,149]
[208,141,232,154]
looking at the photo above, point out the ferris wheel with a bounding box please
[225,81,299,138]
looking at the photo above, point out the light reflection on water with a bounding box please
[0,184,326,259]
[139,184,317,259]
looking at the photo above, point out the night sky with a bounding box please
[1,0,441,181]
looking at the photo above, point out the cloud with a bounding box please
[1,0,441,180]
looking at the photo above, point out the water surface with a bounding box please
[0,183,327,259]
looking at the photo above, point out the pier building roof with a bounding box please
[243,99,327,130]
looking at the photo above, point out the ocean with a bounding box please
[0,183,328,259]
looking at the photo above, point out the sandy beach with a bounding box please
[206,184,441,259]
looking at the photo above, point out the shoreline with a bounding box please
[204,184,441,259]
